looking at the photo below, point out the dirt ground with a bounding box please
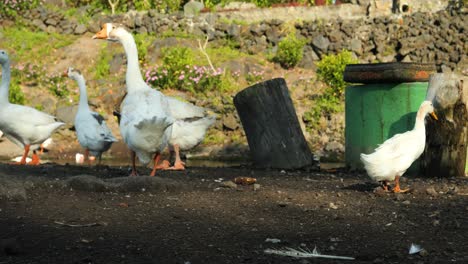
[0,162,467,264]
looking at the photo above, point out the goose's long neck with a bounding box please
[76,75,90,111]
[0,60,11,105]
[414,109,427,131]
[118,32,147,92]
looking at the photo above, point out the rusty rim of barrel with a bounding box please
[344,62,437,84]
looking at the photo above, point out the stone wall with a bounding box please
[18,3,466,72]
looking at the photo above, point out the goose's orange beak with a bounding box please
[430,112,438,120]
[92,24,108,39]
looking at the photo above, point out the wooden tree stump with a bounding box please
[233,78,316,169]
[422,73,467,177]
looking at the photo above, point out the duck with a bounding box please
[93,23,216,171]
[66,67,117,165]
[360,100,438,193]
[92,25,174,176]
[0,50,65,165]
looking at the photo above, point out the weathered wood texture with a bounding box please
[233,78,315,169]
[422,73,467,177]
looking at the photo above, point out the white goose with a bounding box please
[94,23,216,171]
[93,25,174,176]
[360,100,438,193]
[0,50,64,165]
[66,67,117,164]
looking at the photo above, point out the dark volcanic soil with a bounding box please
[0,163,467,264]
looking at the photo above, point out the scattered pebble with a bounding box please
[253,183,261,191]
[419,249,429,257]
[220,181,237,189]
[329,202,338,210]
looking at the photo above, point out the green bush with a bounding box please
[316,50,358,99]
[303,50,358,130]
[8,82,26,105]
[161,47,195,72]
[134,33,156,63]
[273,33,306,69]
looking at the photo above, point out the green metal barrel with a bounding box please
[344,62,436,174]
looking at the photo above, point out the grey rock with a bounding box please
[349,38,363,55]
[226,24,241,39]
[312,35,330,53]
[66,175,110,192]
[184,1,204,18]
[0,177,27,201]
[87,23,101,33]
[45,18,58,26]
[298,45,320,69]
[222,113,239,131]
[74,24,87,35]
[32,19,47,31]
[46,25,57,33]
[135,15,143,27]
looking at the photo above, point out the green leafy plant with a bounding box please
[48,73,69,98]
[303,50,358,130]
[316,50,357,99]
[161,47,195,72]
[134,33,156,63]
[8,82,26,105]
[273,33,306,69]
[245,69,265,85]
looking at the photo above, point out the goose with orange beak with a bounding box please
[360,100,438,193]
[93,23,216,172]
[93,23,173,176]
[0,50,64,165]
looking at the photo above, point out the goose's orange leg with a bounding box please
[12,145,31,165]
[28,150,40,165]
[393,175,409,193]
[150,153,162,177]
[154,159,171,170]
[167,144,185,171]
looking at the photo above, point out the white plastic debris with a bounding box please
[265,238,282,243]
[75,153,84,164]
[409,243,423,254]
[264,246,354,260]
